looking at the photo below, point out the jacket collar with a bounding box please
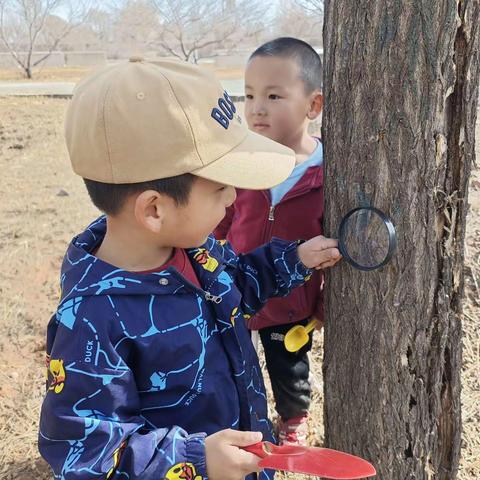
[60,217,227,303]
[259,163,324,203]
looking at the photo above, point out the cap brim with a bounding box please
[191,130,296,190]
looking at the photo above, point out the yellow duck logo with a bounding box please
[193,249,219,272]
[230,307,238,326]
[106,441,127,478]
[164,462,203,480]
[46,357,66,394]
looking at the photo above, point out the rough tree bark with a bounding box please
[322,1,480,479]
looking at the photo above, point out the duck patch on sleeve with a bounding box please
[164,462,203,480]
[46,357,66,394]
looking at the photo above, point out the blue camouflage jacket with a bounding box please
[39,217,312,480]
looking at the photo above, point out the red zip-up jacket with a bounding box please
[214,164,324,330]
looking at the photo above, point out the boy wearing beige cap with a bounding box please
[38,57,340,480]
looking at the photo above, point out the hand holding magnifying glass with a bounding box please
[297,236,342,270]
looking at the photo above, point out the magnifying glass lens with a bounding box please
[339,207,396,271]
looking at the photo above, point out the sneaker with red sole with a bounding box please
[277,414,309,446]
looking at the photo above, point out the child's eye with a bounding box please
[245,94,253,100]
[269,94,281,100]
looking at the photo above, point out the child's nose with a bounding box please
[252,100,267,115]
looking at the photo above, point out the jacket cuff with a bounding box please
[270,237,313,290]
[185,433,208,478]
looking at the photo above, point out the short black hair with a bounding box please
[249,37,322,92]
[83,173,196,215]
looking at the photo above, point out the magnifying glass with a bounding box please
[337,206,397,271]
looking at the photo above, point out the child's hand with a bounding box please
[297,235,341,270]
[205,429,263,480]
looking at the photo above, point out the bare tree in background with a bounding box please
[150,0,269,62]
[293,0,323,16]
[0,0,91,78]
[110,0,158,58]
[87,7,113,48]
[274,0,322,46]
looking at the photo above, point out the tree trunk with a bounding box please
[322,1,480,479]
[25,49,33,79]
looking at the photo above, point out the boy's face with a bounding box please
[162,177,236,248]
[244,55,321,148]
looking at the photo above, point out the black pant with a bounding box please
[259,318,313,421]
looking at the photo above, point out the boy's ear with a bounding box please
[307,91,323,120]
[133,190,169,233]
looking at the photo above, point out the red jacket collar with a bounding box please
[260,163,324,202]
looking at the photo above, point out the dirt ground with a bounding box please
[0,95,478,480]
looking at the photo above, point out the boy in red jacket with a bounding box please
[215,37,325,446]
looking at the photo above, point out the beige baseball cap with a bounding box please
[65,57,295,189]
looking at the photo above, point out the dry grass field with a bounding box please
[0,91,478,479]
[0,65,244,82]
[0,66,96,82]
